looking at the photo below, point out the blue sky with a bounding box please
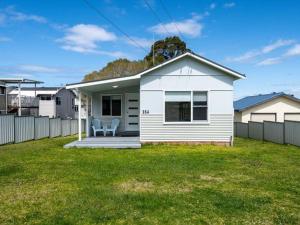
[0,0,300,99]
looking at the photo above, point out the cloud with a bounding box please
[285,44,300,56]
[0,36,11,42]
[106,6,126,17]
[226,39,295,63]
[149,14,203,38]
[256,43,300,66]
[227,50,260,62]
[0,13,5,24]
[262,39,295,53]
[125,37,153,48]
[93,50,127,58]
[140,0,155,8]
[210,3,217,10]
[224,2,236,8]
[19,65,61,73]
[58,24,117,54]
[2,6,47,24]
[257,57,282,66]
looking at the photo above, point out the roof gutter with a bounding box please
[66,74,141,89]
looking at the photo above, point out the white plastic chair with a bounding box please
[106,119,120,136]
[91,119,106,137]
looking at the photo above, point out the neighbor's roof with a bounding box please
[234,92,300,112]
[9,87,60,91]
[0,78,43,84]
[66,52,245,89]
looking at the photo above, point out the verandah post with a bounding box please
[78,90,82,141]
[86,95,90,137]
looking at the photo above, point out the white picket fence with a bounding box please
[235,121,300,147]
[0,115,85,145]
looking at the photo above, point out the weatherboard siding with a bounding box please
[139,57,235,143]
[140,114,233,142]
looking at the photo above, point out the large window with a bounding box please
[102,95,121,116]
[165,92,191,122]
[165,91,208,122]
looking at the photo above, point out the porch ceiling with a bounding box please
[79,77,140,93]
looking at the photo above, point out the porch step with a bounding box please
[64,142,141,149]
[64,136,141,149]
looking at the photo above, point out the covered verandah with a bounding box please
[65,75,141,148]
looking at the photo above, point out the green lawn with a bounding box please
[0,137,300,225]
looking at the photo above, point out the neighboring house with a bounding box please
[8,87,77,118]
[0,81,6,114]
[234,92,300,123]
[67,52,245,146]
[8,87,57,116]
[0,78,43,115]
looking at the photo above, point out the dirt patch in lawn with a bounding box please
[199,175,223,182]
[118,174,224,194]
[118,179,193,194]
[119,179,154,193]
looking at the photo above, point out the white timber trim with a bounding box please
[78,90,82,141]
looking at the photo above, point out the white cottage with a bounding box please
[65,52,245,148]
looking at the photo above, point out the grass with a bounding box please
[0,137,300,225]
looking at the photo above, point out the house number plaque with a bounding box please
[142,110,149,114]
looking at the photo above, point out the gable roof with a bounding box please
[66,52,245,89]
[234,92,300,112]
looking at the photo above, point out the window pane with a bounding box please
[193,107,207,120]
[112,98,121,116]
[56,97,61,105]
[165,91,191,102]
[0,87,5,94]
[165,102,191,122]
[111,95,121,100]
[102,96,111,115]
[193,92,207,106]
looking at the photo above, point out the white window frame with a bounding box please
[163,90,210,125]
[101,94,122,117]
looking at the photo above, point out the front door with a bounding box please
[125,93,139,131]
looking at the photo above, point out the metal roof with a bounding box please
[9,86,60,91]
[0,78,43,84]
[234,92,300,112]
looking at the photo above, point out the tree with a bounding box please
[83,36,189,81]
[144,36,190,67]
[83,59,147,81]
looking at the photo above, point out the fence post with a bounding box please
[14,115,16,144]
[48,117,51,139]
[247,122,249,138]
[262,121,265,142]
[283,121,286,144]
[69,119,71,136]
[33,116,36,140]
